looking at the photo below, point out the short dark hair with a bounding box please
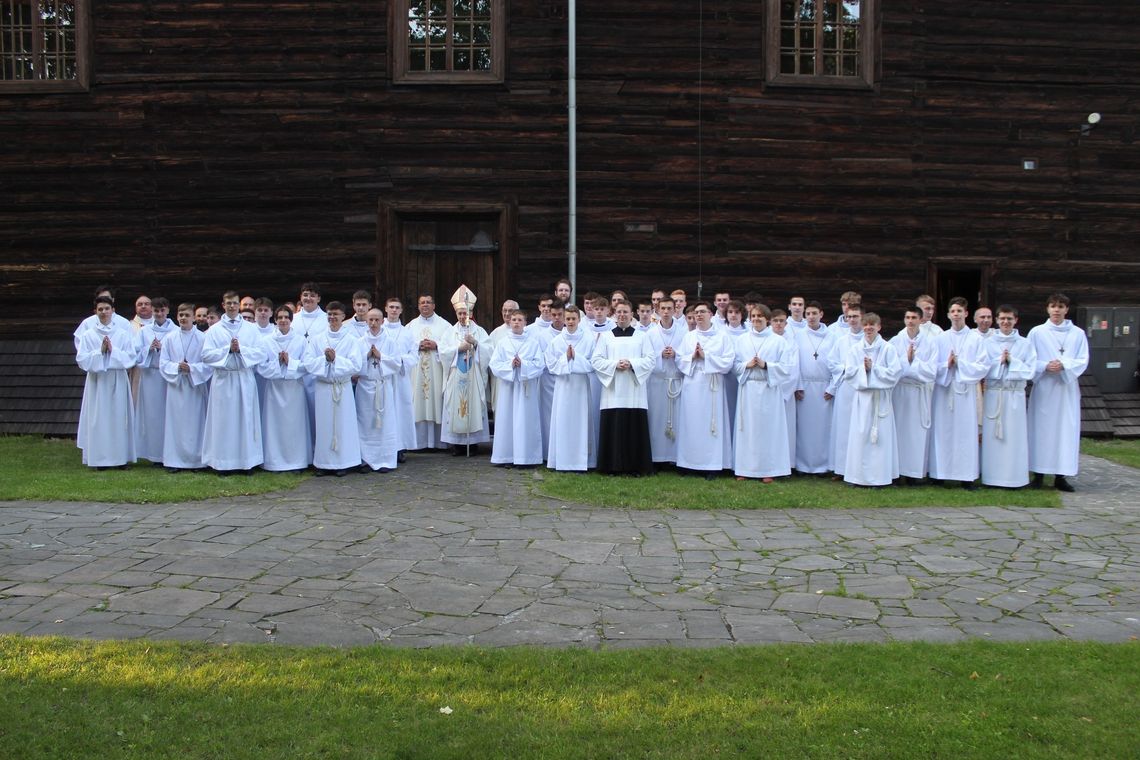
[904,305,922,318]
[151,297,170,311]
[806,300,823,311]
[997,304,1018,318]
[93,295,115,308]
[1046,292,1070,308]
[300,282,321,296]
[949,296,969,309]
[254,297,274,310]
[750,304,772,320]
[93,284,115,300]
[326,300,347,315]
[274,305,294,321]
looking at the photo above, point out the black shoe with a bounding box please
[359,464,372,474]
[165,467,181,474]
[1031,473,1044,489]
[451,445,463,457]
[377,467,392,473]
[334,469,348,477]
[1054,476,1075,493]
[961,481,978,491]
[397,451,407,463]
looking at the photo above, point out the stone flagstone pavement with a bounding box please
[1,454,1137,647]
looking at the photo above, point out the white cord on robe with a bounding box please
[708,372,720,437]
[664,376,681,440]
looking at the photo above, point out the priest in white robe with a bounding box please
[827,306,865,476]
[1027,294,1090,491]
[793,303,835,474]
[201,291,269,472]
[294,282,329,432]
[675,302,734,475]
[440,287,491,454]
[134,299,177,463]
[303,302,365,474]
[256,305,312,472]
[546,305,596,471]
[928,297,990,487]
[981,306,1037,488]
[590,301,655,475]
[76,296,138,468]
[356,308,404,472]
[842,314,903,487]
[645,299,686,464]
[406,294,453,450]
[381,298,419,458]
[889,306,938,482]
[160,303,212,470]
[732,305,795,481]
[489,311,545,466]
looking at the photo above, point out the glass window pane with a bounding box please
[799,0,815,21]
[823,54,837,75]
[780,27,795,50]
[410,48,426,70]
[799,53,815,74]
[842,0,860,24]
[474,0,491,17]
[454,48,471,70]
[843,27,859,50]
[474,47,491,70]
[780,0,795,22]
[823,0,836,22]
[823,25,836,51]
[408,18,426,42]
[429,49,446,70]
[429,21,446,42]
[429,0,445,17]
[780,53,796,74]
[842,54,858,76]
[455,0,472,15]
[799,28,814,49]
[454,22,470,44]
[473,22,491,45]
[409,0,426,18]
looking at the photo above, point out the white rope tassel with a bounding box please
[664,376,681,440]
[869,389,891,445]
[709,372,720,437]
[330,378,343,452]
[919,383,932,430]
[373,376,385,430]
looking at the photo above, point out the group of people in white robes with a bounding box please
[74,282,1090,491]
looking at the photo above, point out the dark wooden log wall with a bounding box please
[1,1,1139,339]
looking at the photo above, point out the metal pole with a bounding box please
[568,0,577,302]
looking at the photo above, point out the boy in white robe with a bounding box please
[721,300,748,432]
[201,291,270,473]
[348,290,373,339]
[381,298,419,460]
[487,299,519,413]
[356,308,403,472]
[981,306,1036,488]
[928,297,990,488]
[546,305,596,471]
[304,302,365,475]
[294,282,329,434]
[888,307,938,484]
[590,301,656,475]
[732,305,795,482]
[917,294,944,338]
[134,297,176,463]
[490,310,545,466]
[675,302,734,475]
[257,306,312,472]
[160,303,212,471]
[527,302,563,460]
[1027,293,1090,492]
[827,304,865,476]
[73,285,132,352]
[793,302,835,474]
[786,296,808,333]
[76,295,138,468]
[645,299,686,464]
[770,309,800,463]
[407,293,453,450]
[842,313,903,487]
[440,290,492,454]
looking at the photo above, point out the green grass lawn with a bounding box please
[0,436,307,504]
[1081,438,1140,469]
[536,469,1062,510]
[0,636,1134,759]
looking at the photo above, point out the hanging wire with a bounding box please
[696,0,704,300]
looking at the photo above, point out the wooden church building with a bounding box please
[2,0,1140,339]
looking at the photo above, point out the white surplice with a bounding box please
[928,326,989,482]
[133,318,177,462]
[827,330,864,475]
[355,327,405,470]
[382,320,419,452]
[439,321,492,447]
[489,332,545,465]
[407,313,453,450]
[675,327,734,471]
[981,330,1036,487]
[256,329,312,472]
[303,326,364,470]
[645,319,686,463]
[201,317,269,471]
[793,324,835,473]
[160,327,212,469]
[546,327,596,471]
[732,327,795,479]
[1027,319,1089,477]
[842,335,903,486]
[888,329,938,478]
[527,322,560,458]
[76,320,138,467]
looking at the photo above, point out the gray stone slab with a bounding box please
[844,574,914,599]
[109,588,219,616]
[818,596,880,621]
[911,555,985,574]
